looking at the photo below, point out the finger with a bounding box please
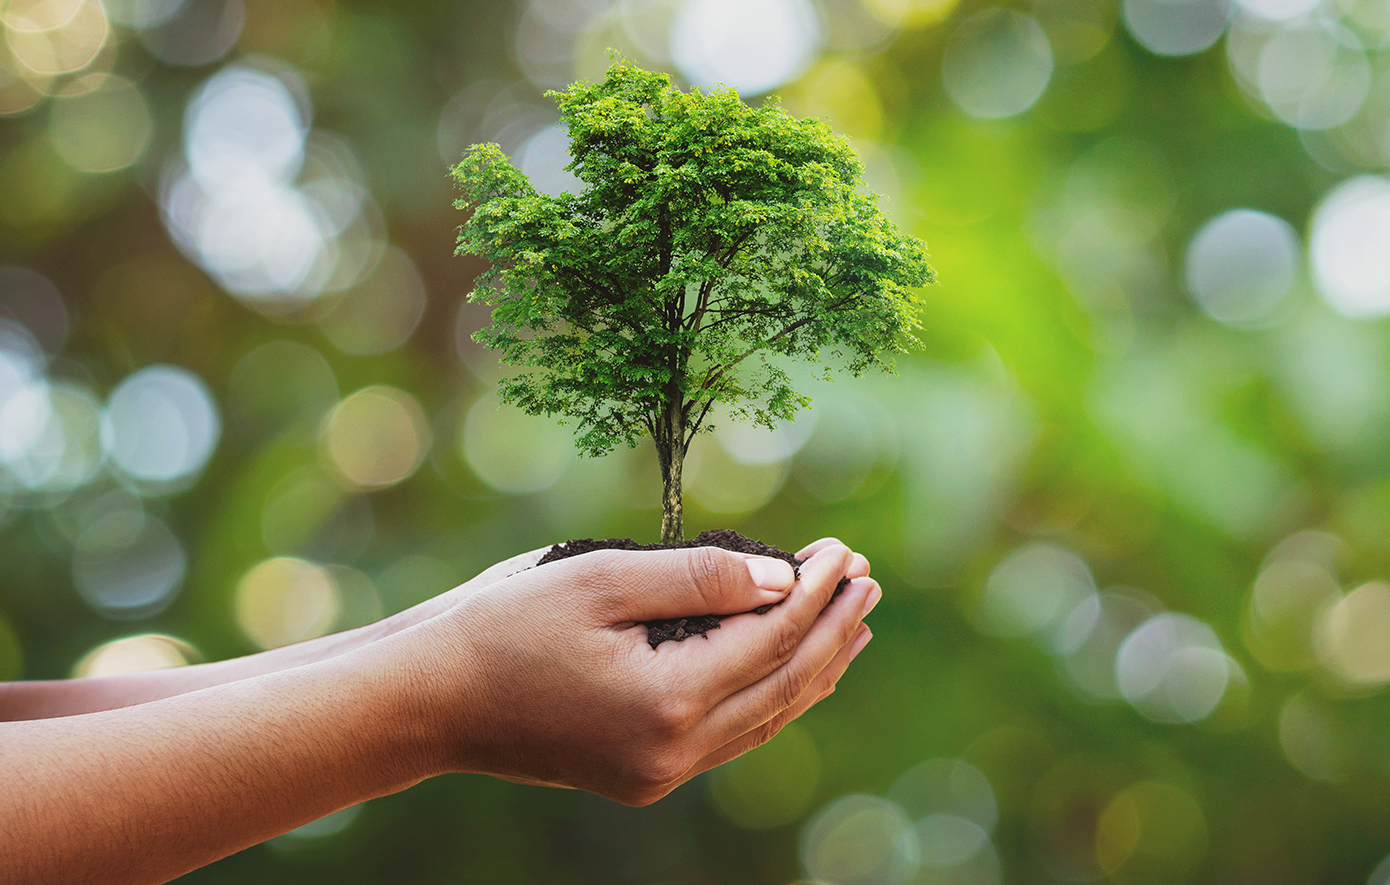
[795,537,845,560]
[687,624,872,778]
[847,552,870,580]
[601,547,797,622]
[665,547,858,698]
[701,572,872,740]
[796,539,868,580]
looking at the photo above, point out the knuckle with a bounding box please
[558,550,621,600]
[771,619,802,667]
[652,695,701,738]
[838,612,863,646]
[685,546,736,605]
[771,669,804,712]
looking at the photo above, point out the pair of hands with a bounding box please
[0,537,877,884]
[383,537,878,806]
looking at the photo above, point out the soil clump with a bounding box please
[535,529,848,648]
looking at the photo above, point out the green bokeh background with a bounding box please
[2,0,1389,881]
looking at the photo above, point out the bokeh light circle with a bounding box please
[104,0,188,29]
[100,364,221,489]
[860,0,960,29]
[972,542,1096,641]
[1184,209,1300,327]
[0,379,52,472]
[226,339,339,438]
[163,63,364,310]
[1374,853,1390,885]
[234,556,340,649]
[48,75,153,173]
[316,246,427,356]
[72,633,195,678]
[1317,580,1390,685]
[1095,781,1208,879]
[1256,22,1370,132]
[461,392,573,495]
[261,465,373,562]
[138,0,245,68]
[670,0,821,96]
[0,319,45,388]
[6,0,109,76]
[888,758,998,835]
[275,803,363,843]
[4,380,103,492]
[1116,613,1230,723]
[1056,590,1159,701]
[1233,0,1318,21]
[184,64,307,186]
[518,124,582,197]
[1122,0,1230,57]
[792,394,895,503]
[707,722,821,829]
[941,9,1054,120]
[717,413,815,465]
[799,793,918,885]
[687,434,788,514]
[888,758,998,872]
[1310,175,1390,318]
[3,0,88,32]
[320,386,430,491]
[73,510,187,619]
[1278,690,1351,782]
[1244,559,1340,672]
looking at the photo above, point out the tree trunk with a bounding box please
[654,398,685,543]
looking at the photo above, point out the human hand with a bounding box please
[396,541,879,806]
[393,537,869,638]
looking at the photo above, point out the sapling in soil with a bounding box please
[451,61,932,644]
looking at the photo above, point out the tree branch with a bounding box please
[683,396,716,453]
[699,302,795,335]
[700,292,861,392]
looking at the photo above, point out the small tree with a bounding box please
[452,62,933,543]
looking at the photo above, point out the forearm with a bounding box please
[0,618,393,721]
[0,549,546,722]
[0,642,439,885]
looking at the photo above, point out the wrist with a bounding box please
[351,617,488,782]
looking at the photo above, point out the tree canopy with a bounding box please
[452,61,933,539]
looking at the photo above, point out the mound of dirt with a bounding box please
[536,529,847,648]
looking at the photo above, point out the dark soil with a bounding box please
[535,529,848,648]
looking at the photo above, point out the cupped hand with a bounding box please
[407,541,878,806]
[408,536,869,631]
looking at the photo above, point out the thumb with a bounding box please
[611,547,796,621]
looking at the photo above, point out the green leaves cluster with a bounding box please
[451,61,933,458]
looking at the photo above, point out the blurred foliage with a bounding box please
[2,0,1390,882]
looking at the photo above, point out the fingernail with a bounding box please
[849,627,873,660]
[747,557,795,590]
[862,584,882,618]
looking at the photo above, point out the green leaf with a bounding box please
[450,59,933,459]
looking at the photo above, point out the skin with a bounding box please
[0,538,877,885]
